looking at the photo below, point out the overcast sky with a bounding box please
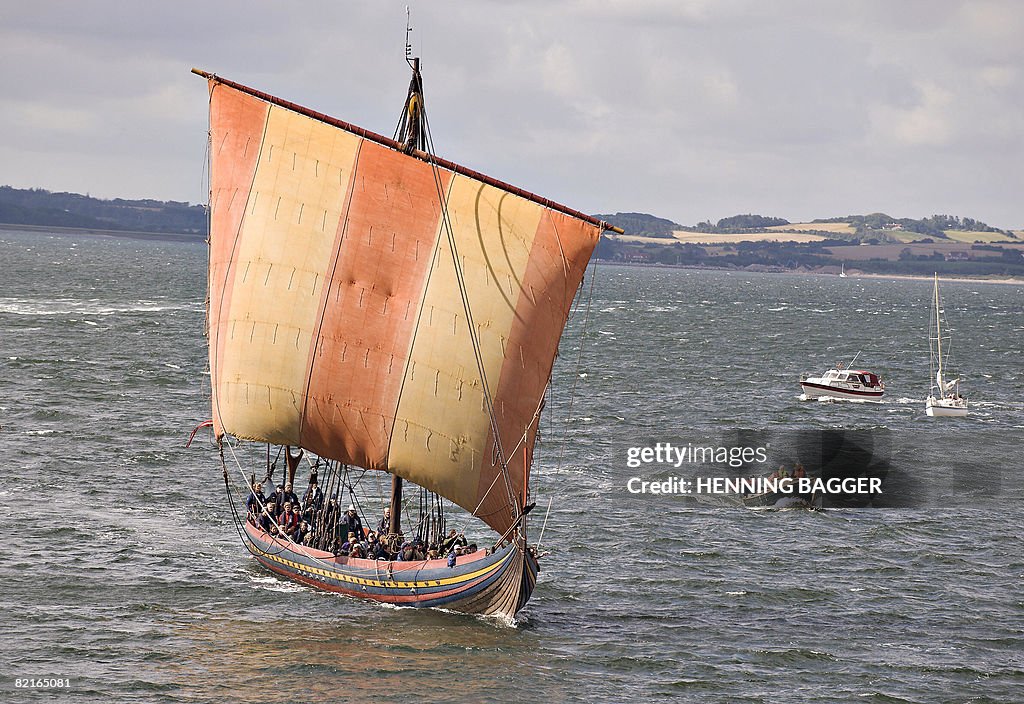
[1,1,1021,228]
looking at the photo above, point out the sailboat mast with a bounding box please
[934,273,944,389]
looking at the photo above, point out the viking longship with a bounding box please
[193,58,619,618]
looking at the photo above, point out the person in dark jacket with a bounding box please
[267,484,284,512]
[340,504,364,540]
[281,482,300,511]
[293,520,310,545]
[365,532,386,560]
[257,504,276,534]
[245,482,266,524]
[377,507,392,535]
[302,480,323,521]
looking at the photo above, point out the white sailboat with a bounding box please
[839,263,848,278]
[926,274,968,417]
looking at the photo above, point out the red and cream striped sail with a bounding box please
[201,73,603,537]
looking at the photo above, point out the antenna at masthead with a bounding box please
[405,6,415,66]
[396,7,424,152]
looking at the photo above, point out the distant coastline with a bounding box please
[0,222,205,244]
[593,259,1024,285]
[3,186,1021,279]
[5,222,1021,285]
[0,185,206,240]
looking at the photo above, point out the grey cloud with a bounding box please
[1,1,1020,228]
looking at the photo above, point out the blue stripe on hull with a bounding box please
[242,523,535,615]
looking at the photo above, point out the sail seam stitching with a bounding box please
[385,188,449,470]
[210,87,272,435]
[297,139,364,444]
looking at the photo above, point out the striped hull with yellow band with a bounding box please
[242,522,538,617]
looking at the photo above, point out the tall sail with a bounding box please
[200,72,604,536]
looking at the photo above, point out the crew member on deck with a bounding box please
[340,504,364,539]
[440,529,467,557]
[340,532,359,556]
[246,482,265,524]
[268,484,284,512]
[281,483,300,511]
[302,479,323,519]
[280,502,299,537]
[377,507,392,535]
[293,520,310,544]
[258,504,275,533]
[366,532,387,560]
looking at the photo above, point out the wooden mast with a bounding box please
[384,55,426,541]
[388,475,402,536]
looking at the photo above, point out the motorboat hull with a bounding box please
[800,380,884,401]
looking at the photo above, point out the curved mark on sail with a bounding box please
[473,185,524,323]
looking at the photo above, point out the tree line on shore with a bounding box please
[3,187,1018,277]
[0,186,206,237]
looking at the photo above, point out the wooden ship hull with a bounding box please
[243,522,538,617]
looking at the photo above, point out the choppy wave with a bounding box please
[3,236,1023,703]
[0,296,201,316]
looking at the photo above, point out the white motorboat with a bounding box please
[800,359,884,401]
[926,274,968,417]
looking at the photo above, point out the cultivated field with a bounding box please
[942,229,1018,243]
[767,222,857,235]
[611,234,683,244]
[668,231,827,244]
[769,223,1019,244]
[820,241,1024,261]
[611,232,828,245]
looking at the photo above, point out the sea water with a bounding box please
[2,229,1022,702]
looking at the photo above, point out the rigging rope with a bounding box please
[555,259,599,474]
[418,102,521,526]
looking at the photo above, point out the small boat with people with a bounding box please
[800,354,884,402]
[741,463,823,510]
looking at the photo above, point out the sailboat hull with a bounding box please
[926,397,968,417]
[927,275,969,418]
[242,522,538,617]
